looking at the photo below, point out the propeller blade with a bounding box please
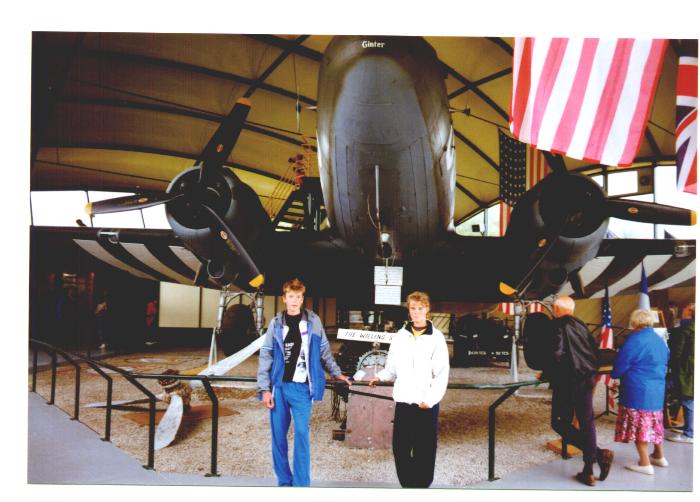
[605,199,696,226]
[568,269,585,298]
[86,193,181,216]
[500,233,559,297]
[200,204,264,289]
[193,261,209,287]
[199,97,252,184]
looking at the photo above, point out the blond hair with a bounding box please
[282,278,306,295]
[406,291,431,312]
[629,309,654,329]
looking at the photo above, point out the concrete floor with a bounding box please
[28,391,693,490]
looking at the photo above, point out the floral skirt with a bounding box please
[614,404,664,444]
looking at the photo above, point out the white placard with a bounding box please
[337,328,396,344]
[375,284,402,305]
[374,266,403,286]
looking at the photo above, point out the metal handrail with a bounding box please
[30,339,115,441]
[29,339,546,482]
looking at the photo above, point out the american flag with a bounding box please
[510,38,667,167]
[676,40,697,194]
[597,287,616,409]
[499,130,550,235]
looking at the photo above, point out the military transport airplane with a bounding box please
[32,35,696,305]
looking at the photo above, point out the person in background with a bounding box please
[369,291,450,488]
[94,292,108,350]
[145,298,159,346]
[612,309,670,474]
[667,303,694,444]
[256,278,351,487]
[541,296,614,487]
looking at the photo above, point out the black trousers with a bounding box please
[551,375,601,470]
[392,402,439,488]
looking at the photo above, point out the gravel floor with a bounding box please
[29,346,617,487]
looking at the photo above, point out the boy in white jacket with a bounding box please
[369,291,450,488]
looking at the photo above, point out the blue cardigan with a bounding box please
[611,327,669,411]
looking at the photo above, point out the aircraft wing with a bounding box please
[31,226,695,301]
[30,225,371,296]
[31,225,210,287]
[403,235,695,302]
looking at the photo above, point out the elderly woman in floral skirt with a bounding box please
[611,309,670,475]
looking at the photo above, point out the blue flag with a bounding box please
[638,263,650,310]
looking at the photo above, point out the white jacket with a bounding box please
[376,321,450,408]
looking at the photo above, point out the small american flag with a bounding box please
[499,130,550,235]
[676,40,697,194]
[597,286,616,409]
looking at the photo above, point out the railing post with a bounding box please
[145,395,156,470]
[488,386,518,481]
[49,350,57,405]
[201,377,220,477]
[103,378,113,442]
[31,345,38,392]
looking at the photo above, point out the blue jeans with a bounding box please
[681,398,694,438]
[270,381,312,486]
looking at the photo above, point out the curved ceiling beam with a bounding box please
[245,34,323,62]
[448,67,512,100]
[39,142,284,182]
[243,35,309,98]
[485,37,514,56]
[453,129,500,173]
[442,63,509,122]
[66,47,317,105]
[58,97,313,150]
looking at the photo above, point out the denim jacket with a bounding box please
[256,309,341,402]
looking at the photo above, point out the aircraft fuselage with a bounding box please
[316,36,456,261]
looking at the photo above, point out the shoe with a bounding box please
[98,343,107,350]
[667,433,694,443]
[625,464,654,475]
[650,457,669,467]
[575,472,596,486]
[597,449,614,481]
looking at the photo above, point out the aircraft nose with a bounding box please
[334,56,427,144]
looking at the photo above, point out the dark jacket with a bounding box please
[669,320,694,399]
[544,315,599,384]
[611,327,669,410]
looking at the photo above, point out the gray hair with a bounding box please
[630,309,654,329]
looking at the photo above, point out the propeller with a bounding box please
[499,172,697,299]
[605,199,696,226]
[86,193,183,216]
[200,203,264,289]
[83,96,263,289]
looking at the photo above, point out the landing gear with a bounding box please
[207,287,266,367]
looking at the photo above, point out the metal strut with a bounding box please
[206,287,266,371]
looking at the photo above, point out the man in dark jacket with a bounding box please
[668,303,694,443]
[543,296,614,486]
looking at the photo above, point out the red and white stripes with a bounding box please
[511,38,667,167]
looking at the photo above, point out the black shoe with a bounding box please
[576,472,596,486]
[598,449,614,481]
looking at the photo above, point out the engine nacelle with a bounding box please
[165,167,270,287]
[503,173,609,298]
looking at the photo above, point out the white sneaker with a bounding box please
[650,457,669,467]
[625,464,654,475]
[667,434,694,443]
